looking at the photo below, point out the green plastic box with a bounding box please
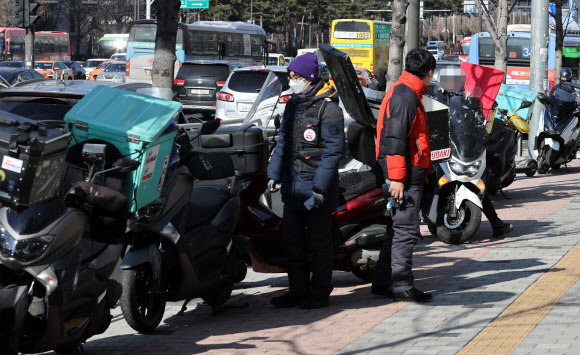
[495,84,538,122]
[64,86,181,211]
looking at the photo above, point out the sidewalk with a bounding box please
[48,162,580,355]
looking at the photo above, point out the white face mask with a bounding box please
[289,79,309,94]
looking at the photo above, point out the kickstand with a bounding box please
[177,298,193,316]
[499,190,512,199]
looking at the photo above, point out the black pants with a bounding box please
[482,192,502,227]
[373,184,423,293]
[282,205,333,299]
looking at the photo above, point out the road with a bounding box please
[39,161,580,355]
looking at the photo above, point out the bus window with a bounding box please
[478,36,530,66]
[226,33,243,56]
[334,21,371,39]
[130,24,157,43]
[460,41,470,55]
[203,32,218,55]
[251,35,262,57]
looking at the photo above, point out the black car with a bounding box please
[173,60,247,118]
[63,61,86,79]
[0,61,25,68]
[0,68,45,87]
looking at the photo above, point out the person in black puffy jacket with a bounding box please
[267,52,345,309]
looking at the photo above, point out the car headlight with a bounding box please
[449,159,482,177]
[0,228,54,262]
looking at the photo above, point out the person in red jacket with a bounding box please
[372,48,436,302]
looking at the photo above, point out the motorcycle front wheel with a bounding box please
[120,265,166,333]
[437,200,482,244]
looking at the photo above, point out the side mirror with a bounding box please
[519,100,533,109]
[274,114,281,129]
[200,118,220,135]
[113,158,141,174]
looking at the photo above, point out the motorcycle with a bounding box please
[485,100,533,194]
[0,140,140,354]
[528,84,580,174]
[120,119,249,333]
[423,90,488,244]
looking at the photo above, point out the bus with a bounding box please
[126,20,268,83]
[0,28,70,62]
[458,37,470,62]
[330,19,391,89]
[98,33,128,58]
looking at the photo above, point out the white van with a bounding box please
[426,41,445,60]
[267,53,286,66]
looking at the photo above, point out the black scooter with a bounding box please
[120,120,249,333]
[485,100,533,195]
[0,142,140,355]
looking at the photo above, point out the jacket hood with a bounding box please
[398,71,428,98]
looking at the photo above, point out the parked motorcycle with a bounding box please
[0,140,140,355]
[120,120,249,333]
[528,84,580,174]
[424,90,488,244]
[485,100,533,194]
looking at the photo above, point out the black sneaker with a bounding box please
[271,292,303,308]
[392,288,433,302]
[371,285,393,297]
[492,222,514,237]
[300,295,329,309]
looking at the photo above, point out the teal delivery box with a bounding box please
[64,86,181,211]
[494,84,538,122]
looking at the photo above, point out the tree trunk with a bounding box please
[151,0,180,96]
[386,0,409,88]
[474,0,509,79]
[554,0,564,85]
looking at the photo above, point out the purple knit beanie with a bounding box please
[288,52,319,82]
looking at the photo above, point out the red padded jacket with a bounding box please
[375,71,431,184]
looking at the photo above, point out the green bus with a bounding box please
[98,34,129,59]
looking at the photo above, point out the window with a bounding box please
[34,62,53,70]
[251,35,263,57]
[460,42,470,55]
[177,64,230,80]
[187,30,218,56]
[478,37,530,66]
[130,24,157,43]
[334,21,371,40]
[227,71,268,93]
[226,33,244,57]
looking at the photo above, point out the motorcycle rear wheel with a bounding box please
[437,201,481,244]
[120,266,166,333]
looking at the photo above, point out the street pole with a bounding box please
[531,0,549,93]
[146,0,151,19]
[452,13,456,44]
[309,12,312,48]
[406,0,420,52]
[25,26,34,69]
[250,0,253,24]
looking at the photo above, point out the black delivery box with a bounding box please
[189,125,268,178]
[0,110,71,209]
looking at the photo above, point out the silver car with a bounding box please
[82,58,109,77]
[96,63,127,83]
[215,66,292,125]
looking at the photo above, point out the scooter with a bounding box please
[528,85,580,174]
[485,100,533,194]
[0,141,140,355]
[424,90,488,244]
[120,120,249,333]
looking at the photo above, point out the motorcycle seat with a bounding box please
[339,170,379,202]
[187,179,230,228]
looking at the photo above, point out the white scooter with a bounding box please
[528,85,580,173]
[424,90,487,244]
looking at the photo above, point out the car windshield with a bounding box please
[63,61,75,68]
[449,95,487,161]
[96,62,111,70]
[0,71,19,85]
[35,62,53,70]
[86,60,105,67]
[0,62,24,68]
[104,63,126,72]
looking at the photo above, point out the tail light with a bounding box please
[126,59,130,76]
[216,81,226,86]
[217,91,234,102]
[174,79,185,85]
[278,94,292,104]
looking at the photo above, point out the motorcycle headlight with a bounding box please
[449,159,481,177]
[0,228,54,262]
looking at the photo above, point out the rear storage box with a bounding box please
[0,111,71,209]
[64,86,181,212]
[189,125,268,177]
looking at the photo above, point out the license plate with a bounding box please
[191,89,210,95]
[145,69,151,77]
[238,103,252,112]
